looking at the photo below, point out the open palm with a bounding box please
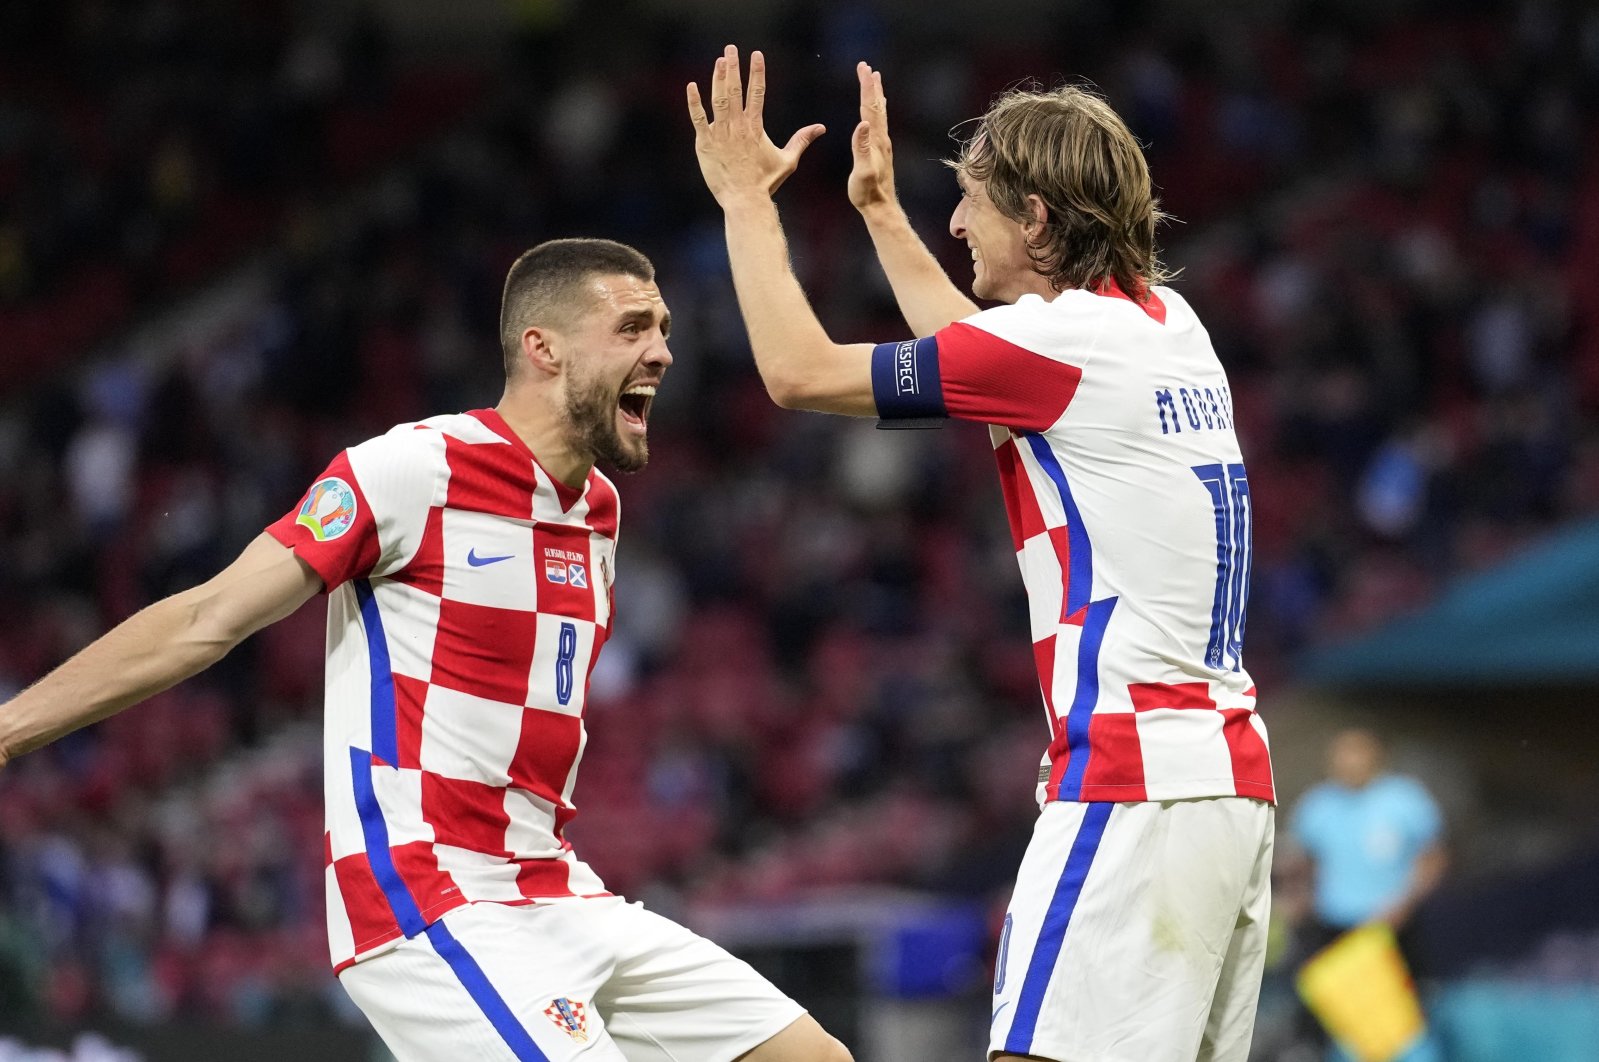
[687,46,826,206]
[848,61,898,212]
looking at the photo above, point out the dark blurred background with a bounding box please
[0,0,1595,1059]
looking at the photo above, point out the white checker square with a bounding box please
[526,614,597,716]
[1019,534,1066,642]
[501,788,562,858]
[324,863,355,960]
[430,844,525,902]
[373,579,440,682]
[418,684,524,786]
[369,765,434,847]
[563,853,607,895]
[440,508,536,610]
[1136,708,1234,800]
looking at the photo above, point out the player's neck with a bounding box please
[493,398,594,490]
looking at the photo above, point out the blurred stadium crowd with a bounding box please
[0,0,1595,1034]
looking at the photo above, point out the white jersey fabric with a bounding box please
[267,409,617,974]
[872,282,1273,805]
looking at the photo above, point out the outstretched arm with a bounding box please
[848,61,978,336]
[687,45,876,416]
[0,533,321,767]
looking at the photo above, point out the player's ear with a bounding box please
[521,326,563,378]
[1023,194,1049,237]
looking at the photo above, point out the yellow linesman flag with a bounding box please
[1296,923,1427,1062]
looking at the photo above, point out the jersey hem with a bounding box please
[332,889,617,973]
[1050,781,1277,805]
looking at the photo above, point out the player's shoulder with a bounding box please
[947,293,1102,365]
[954,284,1199,354]
[341,412,491,486]
[1374,774,1436,807]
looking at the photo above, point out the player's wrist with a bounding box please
[718,189,779,217]
[855,196,903,222]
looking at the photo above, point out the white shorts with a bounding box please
[989,797,1274,1062]
[340,897,806,1062]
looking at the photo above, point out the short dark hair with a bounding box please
[499,239,655,377]
[951,85,1172,297]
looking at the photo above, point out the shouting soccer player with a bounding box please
[0,239,851,1062]
[688,47,1274,1062]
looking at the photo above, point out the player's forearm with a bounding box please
[858,201,978,335]
[721,195,863,412]
[0,588,239,762]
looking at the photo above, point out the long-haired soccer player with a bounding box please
[689,46,1273,1062]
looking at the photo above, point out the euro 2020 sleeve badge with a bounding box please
[296,477,358,542]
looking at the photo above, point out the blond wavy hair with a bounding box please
[951,84,1172,297]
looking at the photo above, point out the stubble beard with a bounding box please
[564,371,648,474]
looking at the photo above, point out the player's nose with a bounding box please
[646,336,673,368]
[949,196,968,239]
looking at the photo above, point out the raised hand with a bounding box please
[687,45,827,207]
[847,61,898,213]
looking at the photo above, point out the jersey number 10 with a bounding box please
[1192,462,1252,672]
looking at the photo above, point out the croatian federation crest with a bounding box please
[544,997,589,1042]
[296,477,357,542]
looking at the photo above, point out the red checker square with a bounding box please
[516,857,574,899]
[393,673,428,769]
[507,707,584,805]
[392,506,445,596]
[1032,634,1058,719]
[533,527,596,622]
[430,599,538,705]
[331,852,402,951]
[1128,681,1215,712]
[444,435,537,518]
[994,440,1042,553]
[389,839,463,918]
[1221,709,1275,801]
[1081,712,1147,800]
[552,804,577,843]
[422,773,512,856]
[584,478,619,538]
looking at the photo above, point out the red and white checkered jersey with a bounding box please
[265,408,618,972]
[872,283,1273,805]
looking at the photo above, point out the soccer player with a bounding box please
[688,47,1274,1062]
[0,239,851,1062]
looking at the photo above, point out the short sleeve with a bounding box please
[1400,779,1443,847]
[871,303,1087,433]
[265,428,442,591]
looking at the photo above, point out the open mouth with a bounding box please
[618,383,655,433]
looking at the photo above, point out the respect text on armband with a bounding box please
[894,340,920,396]
[1155,384,1234,435]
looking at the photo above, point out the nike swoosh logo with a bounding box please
[467,549,514,567]
[990,1001,1010,1027]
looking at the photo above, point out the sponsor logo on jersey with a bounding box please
[467,548,514,567]
[545,559,567,584]
[544,997,589,1042]
[296,477,357,542]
